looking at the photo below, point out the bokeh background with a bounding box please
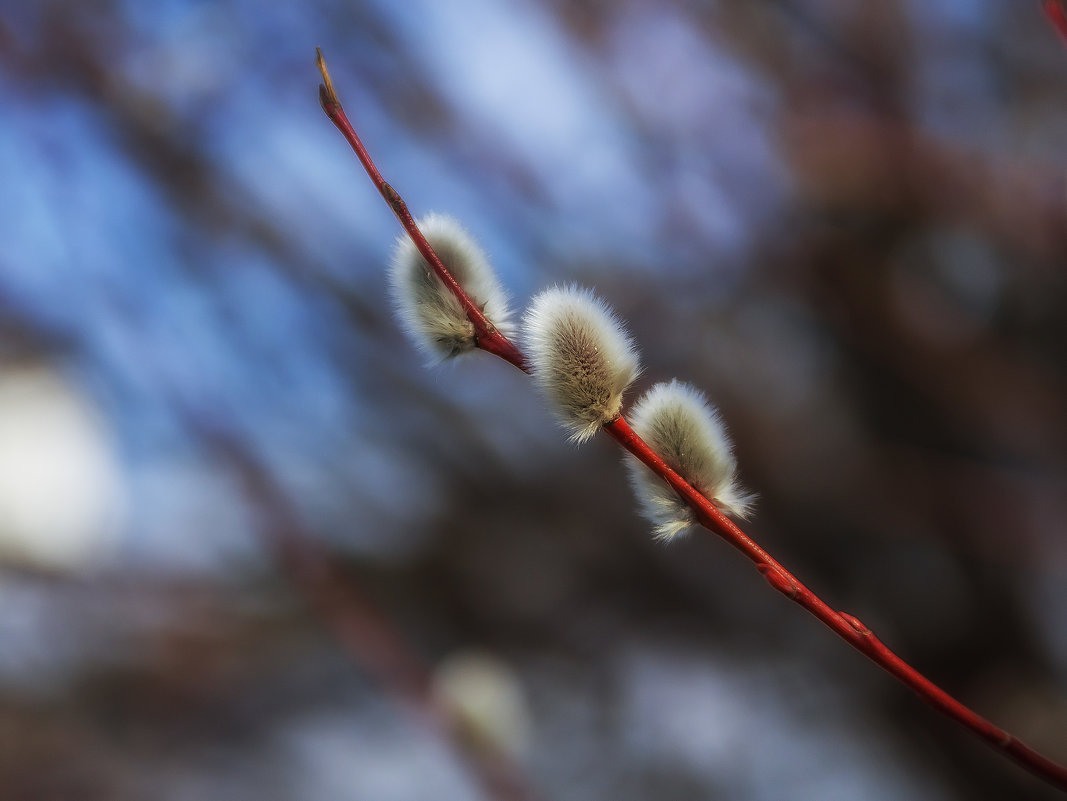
[1,1,1066,799]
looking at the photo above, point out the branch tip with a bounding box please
[316,47,339,106]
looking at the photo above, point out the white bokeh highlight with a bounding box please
[0,368,126,570]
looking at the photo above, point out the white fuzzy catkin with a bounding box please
[627,380,753,541]
[523,285,640,443]
[389,213,513,361]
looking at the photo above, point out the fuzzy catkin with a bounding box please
[389,213,513,361]
[627,380,752,540]
[523,285,640,443]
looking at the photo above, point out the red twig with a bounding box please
[602,417,1067,790]
[316,49,527,372]
[316,50,1067,792]
[1045,1,1067,45]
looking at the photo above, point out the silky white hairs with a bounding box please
[627,379,752,540]
[523,285,640,443]
[389,213,513,361]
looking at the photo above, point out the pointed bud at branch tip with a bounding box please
[315,47,339,106]
[389,214,514,362]
[626,379,753,541]
[523,286,640,443]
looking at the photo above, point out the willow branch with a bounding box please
[315,48,1067,793]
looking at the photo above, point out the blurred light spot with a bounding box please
[0,368,126,570]
[434,650,530,759]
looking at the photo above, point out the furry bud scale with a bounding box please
[389,213,513,361]
[627,380,752,540]
[523,286,640,443]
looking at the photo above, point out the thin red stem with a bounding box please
[316,49,527,372]
[602,416,1067,791]
[316,49,1067,793]
[1046,1,1067,45]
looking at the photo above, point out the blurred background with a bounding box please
[1,1,1066,799]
